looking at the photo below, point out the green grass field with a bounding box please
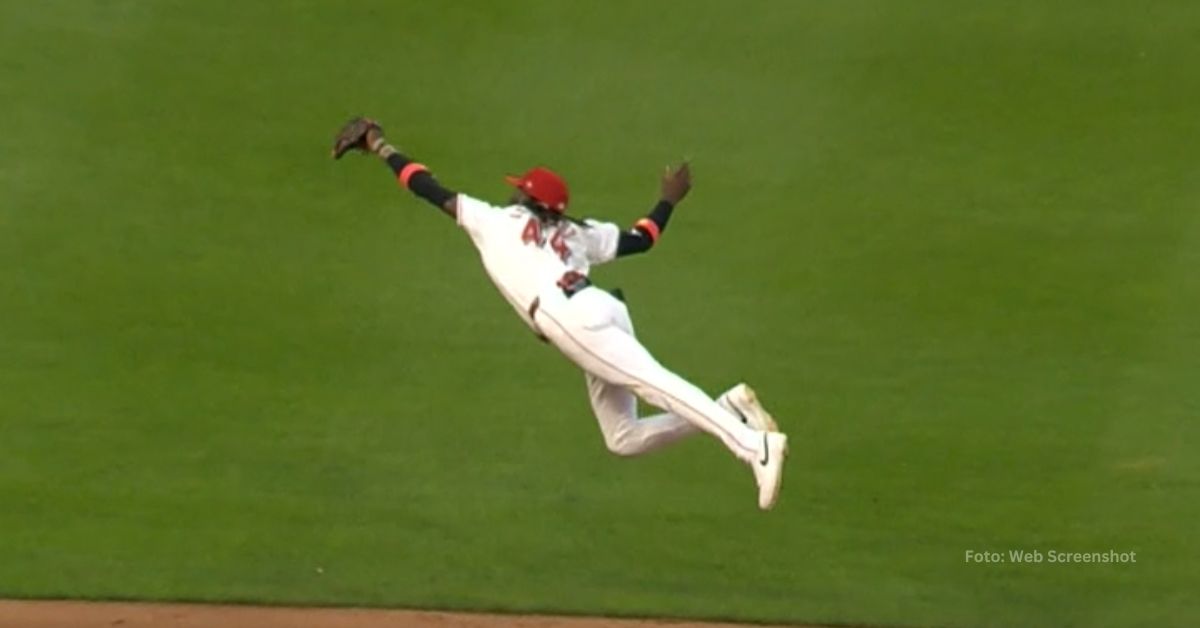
[2,2,1199,627]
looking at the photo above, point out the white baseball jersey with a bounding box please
[450,194,780,507]
[455,193,621,331]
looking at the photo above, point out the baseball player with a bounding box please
[332,118,789,510]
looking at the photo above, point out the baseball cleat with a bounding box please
[719,383,779,432]
[753,431,789,511]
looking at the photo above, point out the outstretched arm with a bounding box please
[366,128,458,218]
[331,117,458,218]
[616,162,691,257]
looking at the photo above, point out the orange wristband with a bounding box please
[398,163,429,188]
[634,218,661,243]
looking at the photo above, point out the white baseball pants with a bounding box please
[533,287,763,463]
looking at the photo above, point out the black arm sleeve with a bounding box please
[385,153,457,210]
[643,200,675,233]
[616,200,675,257]
[617,230,653,256]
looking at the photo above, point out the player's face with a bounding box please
[510,189,529,206]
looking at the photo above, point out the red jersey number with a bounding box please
[549,229,570,261]
[520,218,571,262]
[520,218,541,245]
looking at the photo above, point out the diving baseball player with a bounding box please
[331,118,789,510]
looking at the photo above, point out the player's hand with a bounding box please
[660,161,691,205]
[364,127,384,153]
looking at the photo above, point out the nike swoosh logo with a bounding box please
[759,433,770,466]
[729,403,750,425]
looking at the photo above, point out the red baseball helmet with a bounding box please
[505,167,569,213]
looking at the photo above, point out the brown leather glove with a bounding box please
[330,117,382,159]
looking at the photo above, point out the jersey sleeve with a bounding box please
[455,194,498,239]
[581,219,622,265]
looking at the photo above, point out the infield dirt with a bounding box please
[0,600,816,628]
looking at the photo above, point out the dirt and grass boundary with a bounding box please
[0,600,820,628]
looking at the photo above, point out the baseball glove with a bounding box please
[331,117,382,159]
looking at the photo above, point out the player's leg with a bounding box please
[538,294,765,464]
[586,372,699,456]
[538,289,788,509]
[566,323,789,510]
[578,288,735,453]
[580,299,707,456]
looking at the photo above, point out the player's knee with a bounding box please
[603,431,641,457]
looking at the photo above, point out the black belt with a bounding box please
[556,270,592,297]
[528,272,622,343]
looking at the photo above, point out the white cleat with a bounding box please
[753,431,788,511]
[719,383,779,432]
